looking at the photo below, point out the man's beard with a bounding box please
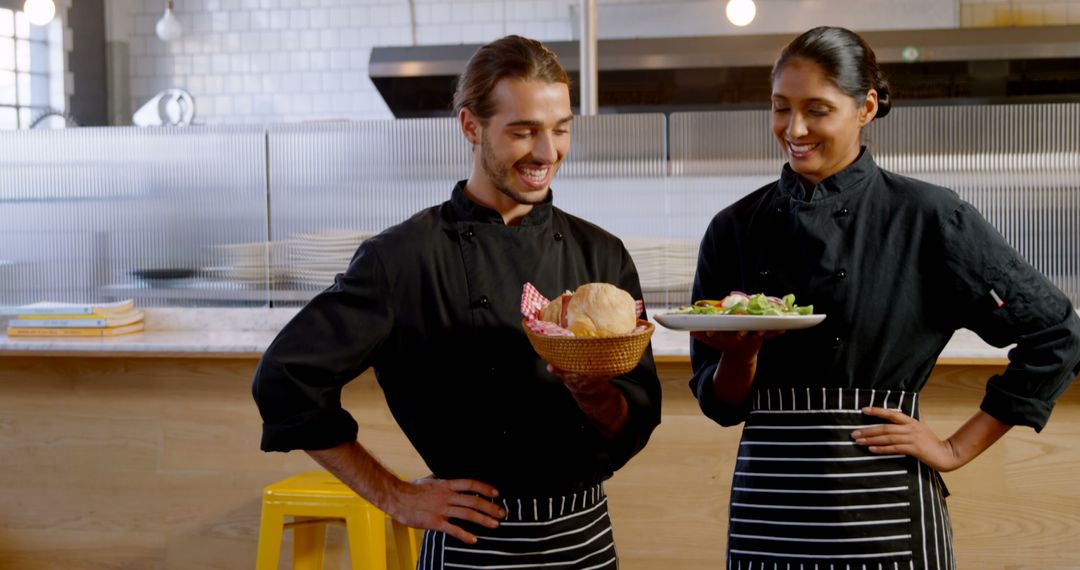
[479,134,552,206]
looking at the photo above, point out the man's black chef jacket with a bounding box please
[691,149,1080,428]
[253,182,662,496]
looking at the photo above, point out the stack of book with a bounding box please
[3,299,144,337]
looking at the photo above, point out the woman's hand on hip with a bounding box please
[852,407,963,472]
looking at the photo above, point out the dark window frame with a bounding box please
[0,7,55,129]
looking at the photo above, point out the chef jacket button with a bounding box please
[833,337,844,347]
[837,207,850,216]
[835,269,847,279]
[759,269,770,278]
[478,296,490,307]
[462,228,475,238]
[554,232,564,241]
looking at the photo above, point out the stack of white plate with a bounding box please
[288,230,374,288]
[621,237,698,292]
[206,241,291,285]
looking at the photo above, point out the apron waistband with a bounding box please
[419,483,618,570]
[751,387,921,419]
[484,482,607,523]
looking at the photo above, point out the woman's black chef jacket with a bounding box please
[690,149,1080,428]
[253,182,662,496]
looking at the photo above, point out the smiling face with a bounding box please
[771,57,878,186]
[461,77,572,218]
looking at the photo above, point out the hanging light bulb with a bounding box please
[23,0,56,26]
[155,0,183,42]
[725,0,756,27]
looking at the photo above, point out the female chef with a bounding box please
[689,26,1080,569]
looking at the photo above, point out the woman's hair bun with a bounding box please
[874,77,891,119]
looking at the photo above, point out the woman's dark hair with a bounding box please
[771,26,891,119]
[452,35,570,122]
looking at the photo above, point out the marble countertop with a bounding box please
[0,307,1019,361]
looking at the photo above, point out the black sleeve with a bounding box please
[596,245,663,470]
[942,203,1080,431]
[252,241,395,451]
[689,213,751,426]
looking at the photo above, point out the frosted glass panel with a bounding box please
[554,114,682,308]
[0,125,268,307]
[868,104,1080,305]
[669,104,1080,306]
[267,119,468,302]
[0,103,1075,311]
[669,108,785,246]
[268,115,681,308]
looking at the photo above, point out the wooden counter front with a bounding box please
[0,356,1076,569]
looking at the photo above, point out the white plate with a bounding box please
[654,312,826,331]
[293,231,374,243]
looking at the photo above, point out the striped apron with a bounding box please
[728,387,954,570]
[416,483,618,569]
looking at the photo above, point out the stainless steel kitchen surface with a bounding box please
[0,103,1077,309]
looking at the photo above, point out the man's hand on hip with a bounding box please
[387,476,506,544]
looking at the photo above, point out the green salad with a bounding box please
[679,292,813,316]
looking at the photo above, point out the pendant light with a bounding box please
[23,0,56,26]
[155,0,183,42]
[725,0,756,27]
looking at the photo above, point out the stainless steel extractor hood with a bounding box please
[369,25,1080,118]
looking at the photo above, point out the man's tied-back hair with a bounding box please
[452,35,570,122]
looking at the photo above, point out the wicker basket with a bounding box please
[522,319,655,376]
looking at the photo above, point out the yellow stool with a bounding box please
[256,472,422,570]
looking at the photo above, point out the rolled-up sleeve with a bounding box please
[252,242,395,451]
[942,203,1080,431]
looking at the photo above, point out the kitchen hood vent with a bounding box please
[369,25,1080,118]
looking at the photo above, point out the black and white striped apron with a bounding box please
[416,483,618,569]
[728,387,954,570]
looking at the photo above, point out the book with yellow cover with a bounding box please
[5,322,145,337]
[0,299,135,316]
[9,310,144,329]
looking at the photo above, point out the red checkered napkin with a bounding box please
[520,281,550,319]
[521,282,574,336]
[521,282,645,337]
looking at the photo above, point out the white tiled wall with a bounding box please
[118,0,581,124]
[111,0,1080,126]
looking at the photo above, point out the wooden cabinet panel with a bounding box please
[0,356,1076,569]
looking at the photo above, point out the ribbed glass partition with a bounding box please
[267,119,469,303]
[669,104,1080,306]
[553,114,678,307]
[1,103,1075,311]
[868,104,1080,305]
[267,116,681,307]
[667,110,782,307]
[0,126,268,308]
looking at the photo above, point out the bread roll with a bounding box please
[565,283,637,337]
